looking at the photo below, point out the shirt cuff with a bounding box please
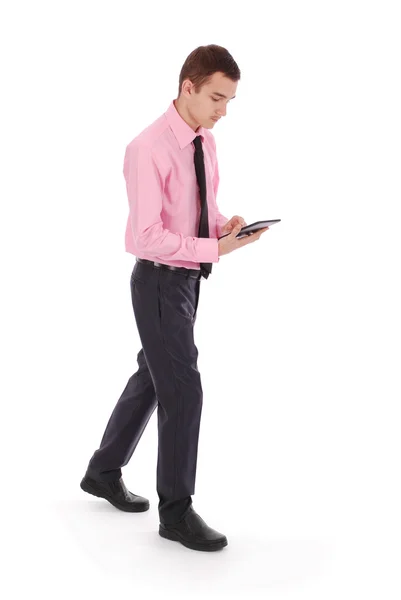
[196,238,220,263]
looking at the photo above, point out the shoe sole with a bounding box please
[80,478,149,512]
[159,525,228,552]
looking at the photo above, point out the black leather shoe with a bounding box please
[159,506,228,551]
[80,475,149,512]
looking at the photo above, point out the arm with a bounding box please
[213,158,229,237]
[124,143,219,263]
[210,135,229,237]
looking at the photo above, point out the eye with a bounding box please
[212,98,220,102]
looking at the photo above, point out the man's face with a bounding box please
[184,71,238,130]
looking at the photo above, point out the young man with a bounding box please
[80,45,269,552]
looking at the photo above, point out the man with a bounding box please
[80,45,269,552]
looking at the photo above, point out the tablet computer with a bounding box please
[218,219,281,240]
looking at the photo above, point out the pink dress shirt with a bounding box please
[123,99,229,269]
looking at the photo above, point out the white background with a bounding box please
[1,0,400,598]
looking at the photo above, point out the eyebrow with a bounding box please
[211,92,236,99]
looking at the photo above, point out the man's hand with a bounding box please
[220,215,247,236]
[218,223,269,257]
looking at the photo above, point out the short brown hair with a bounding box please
[177,44,241,98]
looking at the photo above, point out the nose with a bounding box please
[217,105,227,117]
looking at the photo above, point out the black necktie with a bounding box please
[193,135,212,279]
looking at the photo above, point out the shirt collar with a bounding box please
[164,99,206,150]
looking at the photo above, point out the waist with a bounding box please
[136,258,202,280]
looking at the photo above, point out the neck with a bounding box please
[174,98,201,133]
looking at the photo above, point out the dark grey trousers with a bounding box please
[85,259,202,524]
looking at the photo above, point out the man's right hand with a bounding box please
[217,224,270,257]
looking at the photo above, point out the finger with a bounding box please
[254,227,269,235]
[233,216,246,227]
[254,227,269,239]
[244,227,268,239]
[240,228,268,245]
[230,224,242,237]
[238,233,256,246]
[255,227,270,239]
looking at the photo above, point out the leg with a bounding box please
[130,261,202,525]
[86,315,158,480]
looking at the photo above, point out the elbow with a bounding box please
[135,234,148,253]
[135,226,161,253]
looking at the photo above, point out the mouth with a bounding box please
[211,117,220,122]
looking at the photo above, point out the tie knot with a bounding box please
[193,135,203,151]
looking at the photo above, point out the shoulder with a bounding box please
[125,111,170,156]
